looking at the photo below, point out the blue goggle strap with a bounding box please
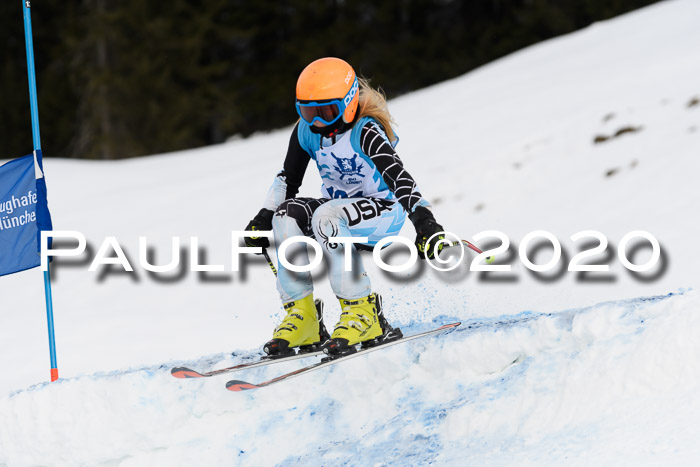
[296,99,344,126]
[296,76,359,125]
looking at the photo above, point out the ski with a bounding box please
[225,322,461,392]
[171,350,324,379]
[172,298,330,379]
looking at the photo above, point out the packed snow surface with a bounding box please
[3,292,700,465]
[2,0,700,464]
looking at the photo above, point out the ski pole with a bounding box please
[446,239,495,264]
[261,248,278,277]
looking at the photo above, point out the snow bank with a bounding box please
[1,291,698,465]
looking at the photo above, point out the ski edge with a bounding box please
[171,349,326,379]
[225,321,462,392]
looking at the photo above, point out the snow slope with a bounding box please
[2,292,699,465]
[2,0,700,464]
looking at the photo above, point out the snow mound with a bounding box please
[1,291,698,465]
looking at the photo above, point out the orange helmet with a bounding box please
[295,57,359,127]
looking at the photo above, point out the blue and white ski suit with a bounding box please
[263,116,431,301]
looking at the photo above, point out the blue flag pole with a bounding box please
[22,0,58,382]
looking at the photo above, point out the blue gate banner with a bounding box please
[0,151,53,277]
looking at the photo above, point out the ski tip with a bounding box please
[226,380,260,392]
[171,367,205,379]
[438,322,461,330]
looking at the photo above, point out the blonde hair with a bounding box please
[356,77,396,142]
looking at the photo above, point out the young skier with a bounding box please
[244,57,445,357]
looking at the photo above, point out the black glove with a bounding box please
[409,206,445,260]
[244,208,274,248]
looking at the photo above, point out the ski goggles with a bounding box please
[296,76,358,126]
